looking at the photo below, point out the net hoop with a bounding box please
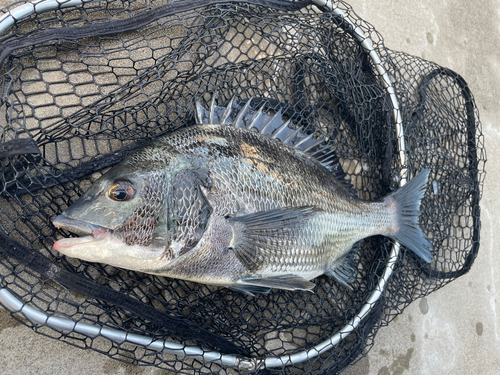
[0,0,408,371]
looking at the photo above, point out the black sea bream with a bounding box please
[53,96,432,294]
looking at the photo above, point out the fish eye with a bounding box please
[109,181,135,202]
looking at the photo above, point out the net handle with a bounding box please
[0,0,406,371]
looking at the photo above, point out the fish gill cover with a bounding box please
[0,0,485,374]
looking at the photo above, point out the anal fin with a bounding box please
[326,242,360,288]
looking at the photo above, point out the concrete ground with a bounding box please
[0,0,499,374]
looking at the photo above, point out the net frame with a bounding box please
[0,0,484,373]
[0,0,407,371]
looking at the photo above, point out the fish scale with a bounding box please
[52,95,432,294]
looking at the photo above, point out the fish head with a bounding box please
[53,144,177,271]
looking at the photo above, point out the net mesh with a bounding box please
[0,0,485,374]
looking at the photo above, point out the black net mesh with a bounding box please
[0,0,485,374]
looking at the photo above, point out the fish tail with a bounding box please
[388,169,433,263]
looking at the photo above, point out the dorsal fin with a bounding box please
[194,94,353,192]
[220,95,237,125]
[233,98,254,129]
[260,109,283,137]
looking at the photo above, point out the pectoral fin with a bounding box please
[227,206,321,271]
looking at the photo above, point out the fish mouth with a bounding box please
[53,214,111,251]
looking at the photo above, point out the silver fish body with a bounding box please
[53,96,432,294]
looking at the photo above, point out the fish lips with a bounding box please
[53,214,111,251]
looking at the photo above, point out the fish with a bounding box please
[52,95,432,295]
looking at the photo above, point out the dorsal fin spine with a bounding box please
[247,106,264,130]
[283,126,303,146]
[220,95,237,125]
[260,109,283,136]
[195,100,207,124]
[209,95,217,124]
[294,133,314,147]
[234,97,254,129]
[302,142,322,154]
[271,119,291,139]
[310,145,329,157]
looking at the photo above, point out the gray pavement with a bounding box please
[1,0,499,374]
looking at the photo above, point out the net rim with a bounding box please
[0,0,406,371]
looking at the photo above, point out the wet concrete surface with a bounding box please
[0,0,499,374]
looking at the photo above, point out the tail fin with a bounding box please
[389,169,433,263]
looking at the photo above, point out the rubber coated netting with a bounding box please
[0,0,485,374]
